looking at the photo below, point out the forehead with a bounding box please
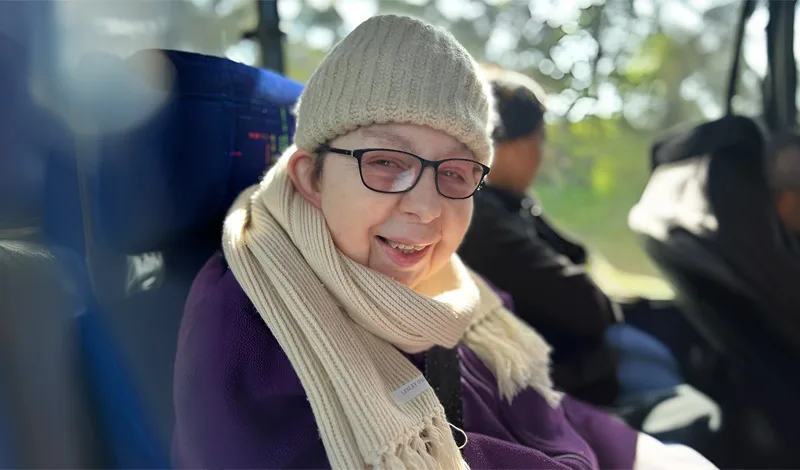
[338,124,478,161]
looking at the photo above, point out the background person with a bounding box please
[459,68,686,407]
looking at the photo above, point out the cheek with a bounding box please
[435,202,473,259]
[529,147,542,169]
[319,184,395,264]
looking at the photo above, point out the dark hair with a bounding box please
[488,71,547,144]
[312,148,327,181]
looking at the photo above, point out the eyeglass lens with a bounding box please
[359,150,484,199]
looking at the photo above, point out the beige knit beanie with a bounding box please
[294,14,494,164]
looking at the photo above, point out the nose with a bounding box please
[398,167,442,223]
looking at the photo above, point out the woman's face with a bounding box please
[297,123,480,290]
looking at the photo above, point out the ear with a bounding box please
[287,148,323,209]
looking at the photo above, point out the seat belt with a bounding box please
[424,345,466,447]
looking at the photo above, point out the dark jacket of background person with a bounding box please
[459,185,620,405]
[458,67,620,405]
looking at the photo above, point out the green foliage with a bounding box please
[624,34,670,85]
[285,41,328,83]
[537,115,658,279]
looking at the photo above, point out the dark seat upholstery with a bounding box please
[42,49,302,467]
[0,241,100,468]
[629,115,800,467]
[0,377,13,468]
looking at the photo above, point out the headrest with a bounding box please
[634,116,768,239]
[650,116,763,170]
[69,49,303,254]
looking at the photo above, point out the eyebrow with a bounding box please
[360,128,478,161]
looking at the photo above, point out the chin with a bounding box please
[392,271,422,289]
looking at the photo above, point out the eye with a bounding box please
[361,151,414,171]
[374,159,400,168]
[440,169,466,182]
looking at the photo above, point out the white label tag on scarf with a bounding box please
[391,375,431,406]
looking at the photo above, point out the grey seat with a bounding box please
[0,240,101,468]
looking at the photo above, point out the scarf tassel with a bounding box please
[464,306,564,408]
[370,416,466,470]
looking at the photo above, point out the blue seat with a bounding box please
[43,49,302,468]
[0,32,69,235]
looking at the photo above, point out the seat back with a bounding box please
[641,232,797,385]
[642,233,800,467]
[0,241,101,468]
[43,50,302,467]
[630,115,800,466]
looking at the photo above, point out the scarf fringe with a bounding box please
[465,308,564,408]
[370,416,466,470]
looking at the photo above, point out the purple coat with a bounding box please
[173,253,638,469]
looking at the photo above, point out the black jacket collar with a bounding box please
[480,185,542,216]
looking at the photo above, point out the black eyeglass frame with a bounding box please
[318,146,491,200]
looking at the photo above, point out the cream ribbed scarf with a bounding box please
[222,148,562,469]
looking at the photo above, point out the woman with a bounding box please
[458,68,688,405]
[173,14,716,469]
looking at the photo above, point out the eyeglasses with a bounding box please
[319,147,491,200]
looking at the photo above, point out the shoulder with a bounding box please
[176,252,304,396]
[173,253,321,469]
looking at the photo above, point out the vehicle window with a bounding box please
[53,1,258,65]
[279,0,758,299]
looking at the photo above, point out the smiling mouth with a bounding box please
[376,236,428,255]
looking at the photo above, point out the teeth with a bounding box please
[386,240,426,252]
